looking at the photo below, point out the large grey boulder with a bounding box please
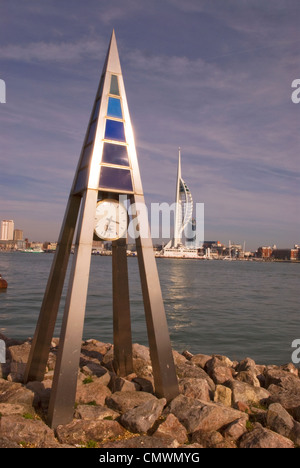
[120,398,166,433]
[56,418,126,446]
[227,380,270,406]
[105,391,157,414]
[166,394,248,434]
[239,423,294,448]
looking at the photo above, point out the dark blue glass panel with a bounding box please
[110,75,120,96]
[80,144,93,169]
[107,97,122,119]
[99,167,133,192]
[102,142,129,166]
[87,121,97,144]
[105,119,126,142]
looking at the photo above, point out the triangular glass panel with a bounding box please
[110,75,120,96]
[107,97,123,119]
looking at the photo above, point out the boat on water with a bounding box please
[18,248,44,253]
[0,274,8,289]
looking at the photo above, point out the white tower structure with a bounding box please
[0,220,14,240]
[173,148,193,248]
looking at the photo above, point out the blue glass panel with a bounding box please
[105,119,126,142]
[102,142,129,166]
[99,167,133,192]
[87,121,97,144]
[80,144,93,169]
[107,97,123,119]
[92,99,100,121]
[110,75,120,96]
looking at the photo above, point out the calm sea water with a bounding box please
[0,252,299,365]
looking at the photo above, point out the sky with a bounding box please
[0,0,299,250]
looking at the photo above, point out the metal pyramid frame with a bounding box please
[24,31,179,428]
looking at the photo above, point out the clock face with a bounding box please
[94,199,128,241]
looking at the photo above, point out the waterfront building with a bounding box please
[13,229,23,241]
[0,220,14,240]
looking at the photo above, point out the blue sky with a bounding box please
[0,0,299,249]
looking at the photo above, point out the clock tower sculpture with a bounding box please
[24,31,179,428]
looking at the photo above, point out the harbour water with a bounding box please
[0,252,299,366]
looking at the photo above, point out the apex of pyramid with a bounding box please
[103,29,122,75]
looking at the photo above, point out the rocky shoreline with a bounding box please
[0,333,300,448]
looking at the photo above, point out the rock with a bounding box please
[191,430,236,448]
[6,342,32,382]
[280,363,299,377]
[105,391,157,414]
[236,370,260,387]
[120,398,166,433]
[182,350,194,361]
[0,379,35,407]
[7,342,31,363]
[74,404,120,421]
[153,414,188,444]
[266,403,294,439]
[235,358,257,373]
[190,354,212,369]
[132,377,154,394]
[222,418,248,441]
[228,380,270,406]
[76,379,111,406]
[205,356,232,374]
[179,378,211,402]
[0,414,57,448]
[81,339,110,360]
[239,423,294,448]
[0,363,10,380]
[0,402,34,417]
[132,343,151,362]
[56,418,126,446]
[210,366,233,385]
[249,406,268,426]
[108,375,139,393]
[265,368,300,391]
[81,362,111,386]
[234,401,251,413]
[132,359,154,382]
[26,380,52,409]
[172,350,187,366]
[0,438,21,448]
[166,395,248,434]
[267,385,300,421]
[214,385,232,407]
[266,403,300,445]
[99,435,179,448]
[176,363,215,392]
[205,356,234,385]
